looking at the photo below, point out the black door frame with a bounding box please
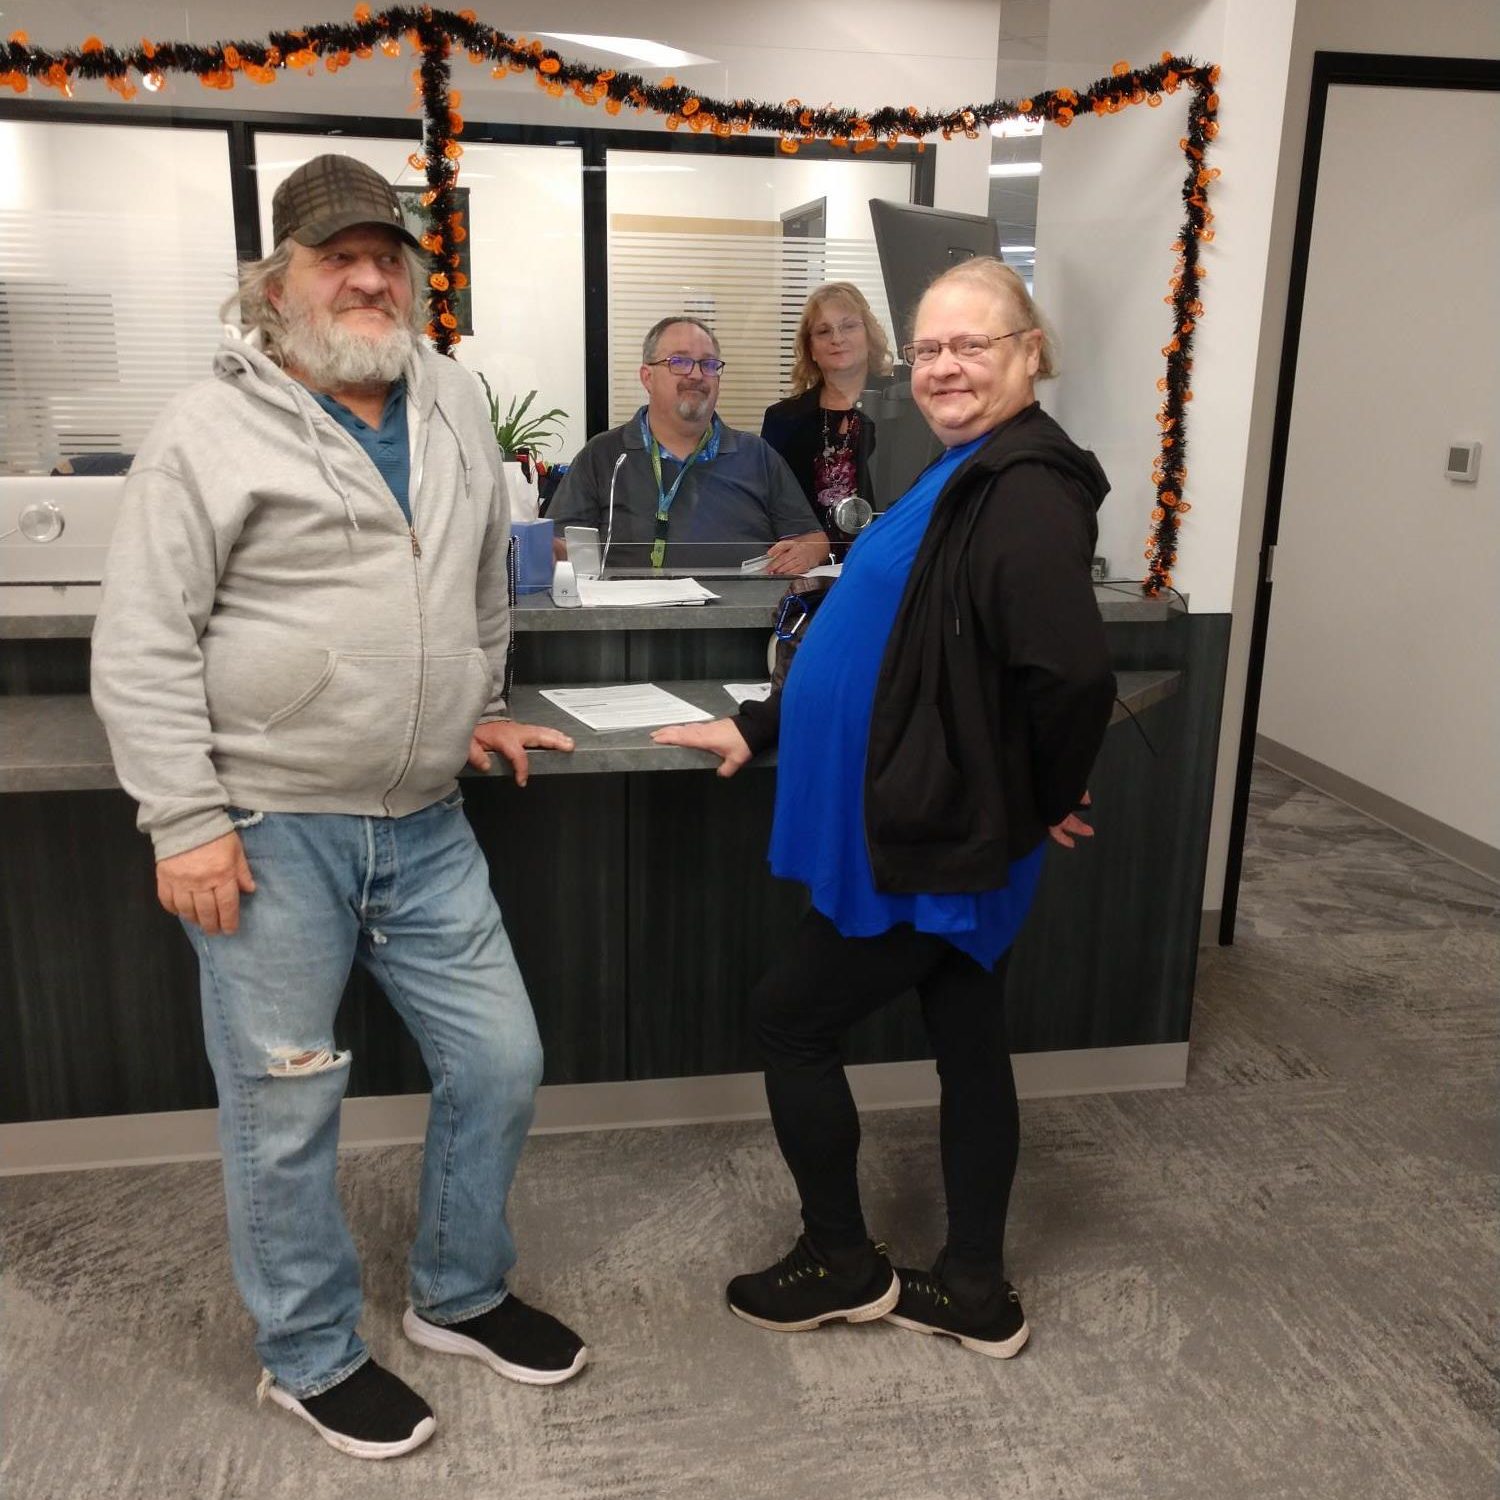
[1217,49,1500,946]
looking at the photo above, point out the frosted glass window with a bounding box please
[606,152,912,432]
[0,121,239,475]
[254,134,586,465]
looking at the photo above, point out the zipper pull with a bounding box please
[409,526,422,558]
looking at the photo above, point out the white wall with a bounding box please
[606,153,914,239]
[1033,0,1500,914]
[1254,85,1499,845]
[1035,0,1298,610]
[1208,0,1500,914]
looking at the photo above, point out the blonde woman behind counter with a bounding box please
[760,281,896,555]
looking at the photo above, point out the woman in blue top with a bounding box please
[655,258,1115,1358]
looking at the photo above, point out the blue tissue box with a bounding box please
[511,518,555,595]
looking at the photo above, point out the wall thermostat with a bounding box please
[1445,442,1481,483]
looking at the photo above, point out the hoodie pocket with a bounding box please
[398,648,495,794]
[248,652,415,792]
[867,703,971,845]
[202,640,335,735]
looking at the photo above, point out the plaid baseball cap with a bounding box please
[272,154,422,250]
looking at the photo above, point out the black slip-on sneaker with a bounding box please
[726,1234,899,1331]
[403,1295,588,1385]
[258,1357,435,1460]
[886,1265,1029,1358]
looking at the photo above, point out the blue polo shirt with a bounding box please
[311,380,412,523]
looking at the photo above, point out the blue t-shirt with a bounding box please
[311,380,412,523]
[768,435,1045,969]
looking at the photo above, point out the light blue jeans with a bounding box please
[187,790,544,1398]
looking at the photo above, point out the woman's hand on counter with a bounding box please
[651,718,752,778]
[469,719,575,787]
[156,831,256,936]
[1049,791,1095,849]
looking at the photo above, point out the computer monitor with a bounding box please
[869,199,1001,348]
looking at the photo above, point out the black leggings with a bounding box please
[751,908,1019,1271]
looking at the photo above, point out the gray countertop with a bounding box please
[1,580,1182,639]
[0,671,1179,793]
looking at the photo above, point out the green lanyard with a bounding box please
[644,419,713,569]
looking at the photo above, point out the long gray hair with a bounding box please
[221,242,428,361]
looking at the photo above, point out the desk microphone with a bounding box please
[602,451,626,573]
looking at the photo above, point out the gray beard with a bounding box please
[277,300,415,388]
[674,391,713,424]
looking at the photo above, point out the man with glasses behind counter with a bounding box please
[549,316,830,577]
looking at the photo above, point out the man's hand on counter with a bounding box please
[651,717,752,778]
[469,719,576,786]
[157,831,255,936]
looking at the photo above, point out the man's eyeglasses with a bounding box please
[901,330,1027,365]
[648,355,727,377]
[811,318,863,340]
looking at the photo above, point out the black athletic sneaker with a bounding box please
[258,1358,435,1460]
[403,1295,588,1385]
[885,1261,1030,1358]
[726,1234,900,1331]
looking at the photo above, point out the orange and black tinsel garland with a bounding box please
[0,8,1220,593]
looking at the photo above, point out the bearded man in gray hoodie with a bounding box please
[92,155,585,1461]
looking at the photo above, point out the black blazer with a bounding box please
[760,375,893,515]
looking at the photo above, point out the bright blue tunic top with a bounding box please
[768,434,1045,969]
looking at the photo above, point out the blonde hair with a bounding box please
[920,257,1057,379]
[788,282,895,397]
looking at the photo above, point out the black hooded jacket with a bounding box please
[735,401,1116,895]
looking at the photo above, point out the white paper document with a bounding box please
[723,682,773,704]
[576,578,718,608]
[539,683,714,732]
[802,563,843,579]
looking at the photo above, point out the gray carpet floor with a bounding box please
[2,762,1496,1499]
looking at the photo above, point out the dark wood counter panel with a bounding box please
[0,588,1223,1125]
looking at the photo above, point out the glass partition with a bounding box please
[605,150,913,433]
[0,120,238,475]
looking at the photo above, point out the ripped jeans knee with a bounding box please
[266,1044,351,1078]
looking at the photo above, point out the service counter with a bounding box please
[0,581,1223,1127]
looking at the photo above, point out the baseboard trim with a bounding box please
[1255,737,1500,883]
[0,1044,1188,1176]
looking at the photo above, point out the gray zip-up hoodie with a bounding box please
[92,335,512,860]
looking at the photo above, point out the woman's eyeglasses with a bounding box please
[647,355,727,377]
[811,318,863,340]
[901,330,1026,365]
